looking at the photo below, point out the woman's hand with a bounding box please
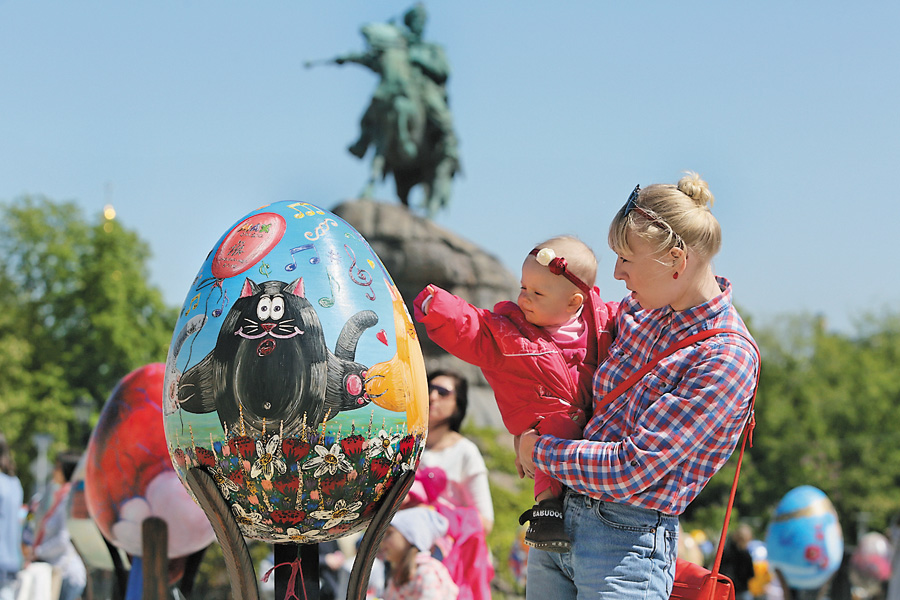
[517,429,540,479]
[513,434,524,478]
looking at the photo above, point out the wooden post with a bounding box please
[142,517,169,600]
[300,544,320,599]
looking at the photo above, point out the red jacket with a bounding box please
[413,286,617,435]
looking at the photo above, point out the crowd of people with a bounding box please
[1,436,86,600]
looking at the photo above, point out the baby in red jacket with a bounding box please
[414,235,617,552]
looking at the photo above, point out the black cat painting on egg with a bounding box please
[177,277,378,437]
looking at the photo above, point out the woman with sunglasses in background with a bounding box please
[518,172,760,600]
[418,370,494,536]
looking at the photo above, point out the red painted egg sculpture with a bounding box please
[163,201,428,544]
[85,363,216,558]
[850,532,892,589]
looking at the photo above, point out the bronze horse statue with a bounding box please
[314,18,459,218]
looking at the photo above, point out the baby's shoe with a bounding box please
[518,498,571,553]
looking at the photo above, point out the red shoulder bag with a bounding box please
[594,328,761,600]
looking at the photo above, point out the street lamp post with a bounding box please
[74,395,94,447]
[30,432,54,503]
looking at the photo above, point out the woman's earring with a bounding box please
[673,272,679,280]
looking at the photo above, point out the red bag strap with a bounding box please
[709,333,760,580]
[595,329,745,412]
[595,328,761,580]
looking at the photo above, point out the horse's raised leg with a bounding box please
[426,157,456,218]
[360,153,385,199]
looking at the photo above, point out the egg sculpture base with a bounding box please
[186,465,414,599]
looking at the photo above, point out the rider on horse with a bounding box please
[326,4,460,217]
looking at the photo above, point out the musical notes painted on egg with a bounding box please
[285,244,320,271]
[211,287,229,318]
[345,245,375,301]
[183,293,201,317]
[305,219,338,241]
[318,271,341,308]
[287,202,325,219]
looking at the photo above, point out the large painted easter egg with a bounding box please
[85,363,216,558]
[163,201,428,544]
[765,486,843,590]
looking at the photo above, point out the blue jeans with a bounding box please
[0,579,16,600]
[526,492,679,600]
[58,577,85,600]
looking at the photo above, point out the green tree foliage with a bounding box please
[683,311,900,543]
[0,195,178,489]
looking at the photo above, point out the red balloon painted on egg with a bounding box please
[210,212,287,280]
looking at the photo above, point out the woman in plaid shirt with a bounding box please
[518,172,759,600]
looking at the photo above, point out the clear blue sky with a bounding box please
[2,1,898,334]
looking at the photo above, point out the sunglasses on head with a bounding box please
[623,184,642,216]
[621,184,684,249]
[428,384,454,397]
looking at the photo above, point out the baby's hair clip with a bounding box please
[529,248,590,294]
[533,248,568,275]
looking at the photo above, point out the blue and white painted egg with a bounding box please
[765,485,843,590]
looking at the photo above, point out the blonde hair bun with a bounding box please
[677,171,715,207]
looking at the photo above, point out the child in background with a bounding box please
[414,235,617,552]
[379,507,458,600]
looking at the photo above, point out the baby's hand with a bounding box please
[420,285,436,314]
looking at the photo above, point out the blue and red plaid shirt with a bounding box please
[533,277,759,516]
